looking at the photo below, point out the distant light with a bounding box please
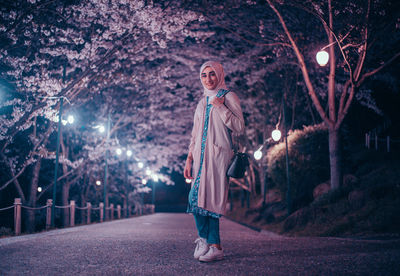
[254,150,262,160]
[138,162,144,169]
[146,169,151,176]
[185,178,192,184]
[67,115,74,124]
[272,129,282,141]
[152,174,159,182]
[62,119,68,126]
[316,50,329,66]
[37,187,42,192]
[98,125,105,133]
[126,150,132,157]
[142,179,147,185]
[96,180,101,186]
[116,148,122,155]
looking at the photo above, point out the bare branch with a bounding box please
[229,178,250,191]
[353,0,371,82]
[357,52,400,85]
[342,43,363,50]
[337,79,352,118]
[266,0,333,126]
[336,85,355,129]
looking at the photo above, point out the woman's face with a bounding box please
[201,66,218,90]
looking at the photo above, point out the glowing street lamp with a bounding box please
[67,115,74,124]
[37,187,42,192]
[272,129,282,142]
[152,174,159,182]
[316,50,329,66]
[126,150,132,157]
[254,147,263,161]
[98,125,105,133]
[142,179,147,185]
[96,180,101,186]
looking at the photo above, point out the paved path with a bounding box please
[0,213,399,275]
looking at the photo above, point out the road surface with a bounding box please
[0,213,399,275]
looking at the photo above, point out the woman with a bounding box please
[184,61,244,262]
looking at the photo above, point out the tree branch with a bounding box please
[266,0,332,126]
[353,0,370,82]
[357,52,400,85]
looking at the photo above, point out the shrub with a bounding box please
[0,226,13,237]
[266,124,330,210]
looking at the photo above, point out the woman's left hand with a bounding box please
[211,96,224,108]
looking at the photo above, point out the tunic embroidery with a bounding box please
[187,96,222,218]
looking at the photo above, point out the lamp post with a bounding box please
[254,131,281,206]
[121,148,132,218]
[103,113,111,221]
[282,95,292,215]
[51,98,64,227]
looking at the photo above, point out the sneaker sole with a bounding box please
[199,255,224,262]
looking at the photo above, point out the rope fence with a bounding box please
[0,205,14,212]
[21,205,48,210]
[55,205,71,209]
[0,198,155,236]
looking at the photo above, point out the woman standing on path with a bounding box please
[184,61,244,262]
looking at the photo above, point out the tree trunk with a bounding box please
[26,157,42,233]
[328,127,343,190]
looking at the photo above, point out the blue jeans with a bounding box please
[194,214,220,244]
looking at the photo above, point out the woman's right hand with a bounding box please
[184,158,193,180]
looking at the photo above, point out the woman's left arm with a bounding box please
[214,92,245,134]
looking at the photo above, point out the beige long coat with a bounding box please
[188,92,244,215]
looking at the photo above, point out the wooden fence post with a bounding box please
[70,200,75,227]
[117,205,121,219]
[100,202,104,223]
[110,204,114,220]
[87,202,91,224]
[46,199,52,230]
[14,198,21,235]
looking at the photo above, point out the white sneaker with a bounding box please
[194,238,209,259]
[199,246,224,262]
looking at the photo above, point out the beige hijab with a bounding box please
[199,61,228,98]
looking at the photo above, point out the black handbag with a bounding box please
[227,151,249,178]
[226,130,249,178]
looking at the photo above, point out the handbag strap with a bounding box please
[216,89,238,153]
[227,128,237,153]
